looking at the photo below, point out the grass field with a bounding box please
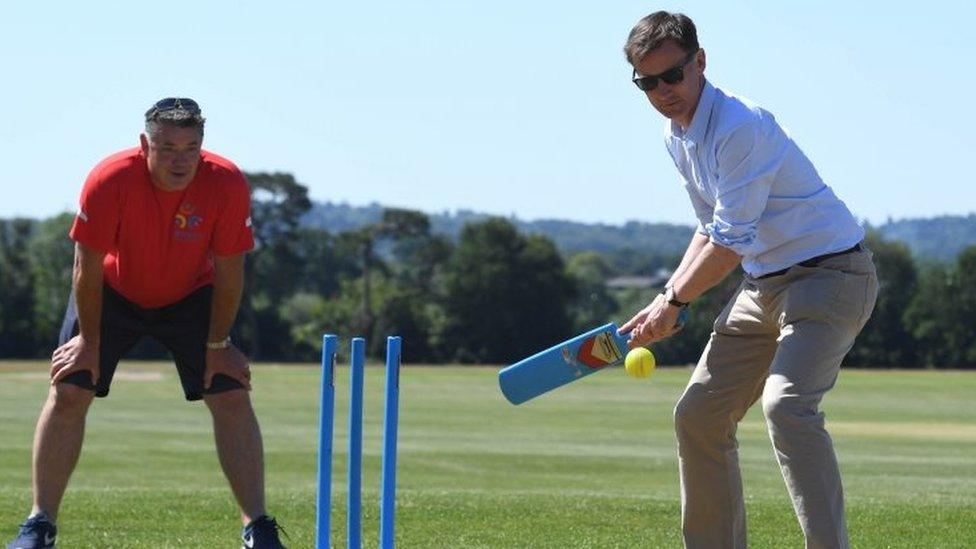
[1,361,974,548]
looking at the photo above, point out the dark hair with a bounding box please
[144,98,206,137]
[623,11,699,65]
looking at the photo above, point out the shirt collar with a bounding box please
[670,79,716,144]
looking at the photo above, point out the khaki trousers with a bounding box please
[675,249,878,549]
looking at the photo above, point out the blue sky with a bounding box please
[1,1,973,226]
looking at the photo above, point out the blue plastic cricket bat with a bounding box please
[498,310,688,405]
[498,323,629,405]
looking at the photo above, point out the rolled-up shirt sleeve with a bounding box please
[683,180,713,235]
[706,119,782,256]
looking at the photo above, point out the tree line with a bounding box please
[1,172,974,368]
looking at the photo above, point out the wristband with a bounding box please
[206,337,232,350]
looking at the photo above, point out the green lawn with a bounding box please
[1,361,974,548]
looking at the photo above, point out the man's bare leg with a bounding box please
[204,390,266,523]
[31,383,95,520]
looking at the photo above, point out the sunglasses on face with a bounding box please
[631,50,698,92]
[145,97,201,119]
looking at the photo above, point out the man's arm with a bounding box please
[208,253,245,345]
[621,238,741,347]
[51,243,105,383]
[619,232,710,341]
[204,253,251,390]
[667,232,710,288]
[668,240,741,304]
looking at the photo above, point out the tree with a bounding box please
[565,251,619,333]
[389,232,453,297]
[29,213,75,355]
[271,206,449,361]
[281,277,398,360]
[902,245,976,368]
[341,208,433,341]
[950,247,976,366]
[905,263,956,368]
[0,219,38,357]
[846,233,918,367]
[378,232,453,362]
[440,218,575,363]
[242,172,313,358]
[290,228,359,298]
[247,172,313,250]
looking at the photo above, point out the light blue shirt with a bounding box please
[665,80,864,277]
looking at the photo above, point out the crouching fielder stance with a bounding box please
[619,12,878,549]
[7,98,285,549]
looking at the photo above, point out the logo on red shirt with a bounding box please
[174,203,204,240]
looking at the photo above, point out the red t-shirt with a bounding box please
[70,147,255,308]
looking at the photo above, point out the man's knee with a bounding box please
[674,384,720,437]
[761,386,822,432]
[203,388,253,418]
[48,383,95,417]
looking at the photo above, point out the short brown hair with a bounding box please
[623,11,699,66]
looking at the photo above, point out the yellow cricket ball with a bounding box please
[624,347,656,379]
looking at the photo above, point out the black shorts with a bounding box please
[58,284,245,401]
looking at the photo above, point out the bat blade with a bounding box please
[498,323,630,405]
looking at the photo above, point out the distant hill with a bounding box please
[302,202,694,257]
[302,202,976,262]
[873,214,976,262]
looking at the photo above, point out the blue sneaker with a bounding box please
[7,514,57,549]
[241,516,286,549]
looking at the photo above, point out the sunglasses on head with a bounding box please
[632,50,698,92]
[145,97,201,120]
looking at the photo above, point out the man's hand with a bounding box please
[50,335,100,385]
[204,345,252,390]
[619,293,684,348]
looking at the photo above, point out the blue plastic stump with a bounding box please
[316,335,338,549]
[380,336,401,549]
[348,338,366,549]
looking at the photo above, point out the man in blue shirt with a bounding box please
[619,12,878,549]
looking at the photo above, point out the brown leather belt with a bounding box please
[756,243,863,280]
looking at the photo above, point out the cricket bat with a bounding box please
[498,309,687,405]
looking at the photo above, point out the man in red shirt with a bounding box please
[7,98,286,549]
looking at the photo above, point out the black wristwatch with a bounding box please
[664,286,689,308]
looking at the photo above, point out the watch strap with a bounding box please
[206,336,232,350]
[665,286,689,308]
